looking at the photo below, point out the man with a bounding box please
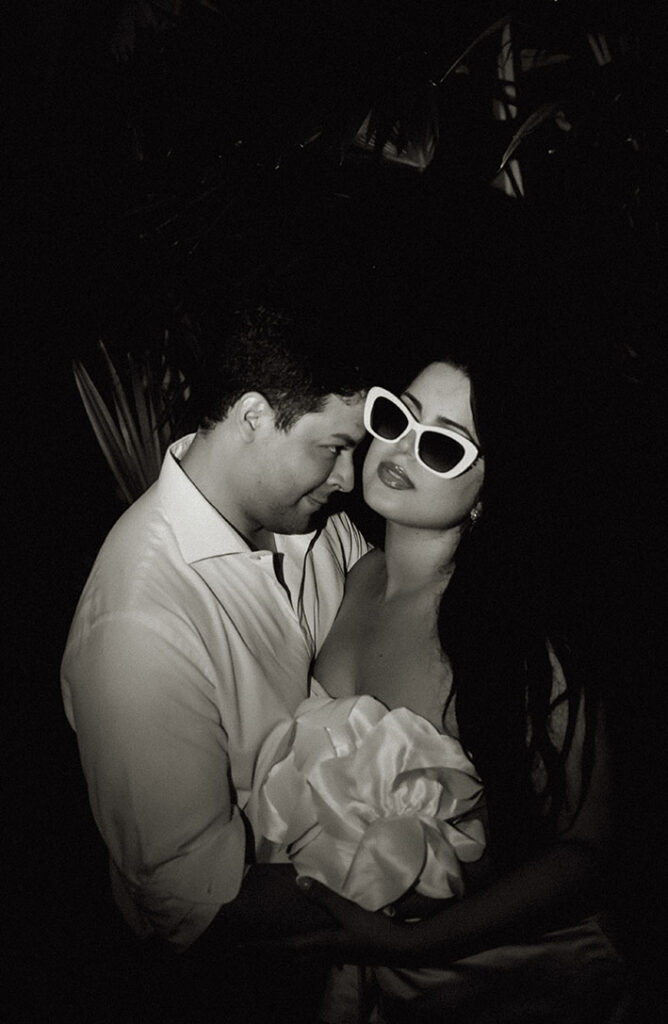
[61,307,369,1018]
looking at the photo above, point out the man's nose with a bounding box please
[328,451,355,493]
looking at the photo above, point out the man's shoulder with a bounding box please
[320,509,367,542]
[318,510,371,565]
[98,483,169,564]
[78,484,187,616]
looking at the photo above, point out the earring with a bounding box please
[470,503,482,526]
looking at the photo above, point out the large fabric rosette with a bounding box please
[258,691,486,912]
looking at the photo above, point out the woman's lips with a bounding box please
[377,461,414,489]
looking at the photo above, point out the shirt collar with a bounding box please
[158,435,252,563]
[159,435,320,564]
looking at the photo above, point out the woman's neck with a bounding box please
[381,521,465,600]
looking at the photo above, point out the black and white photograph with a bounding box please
[7,3,667,1022]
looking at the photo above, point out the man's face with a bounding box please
[249,392,367,535]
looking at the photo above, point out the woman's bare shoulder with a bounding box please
[345,547,385,593]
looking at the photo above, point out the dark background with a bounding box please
[6,2,666,1020]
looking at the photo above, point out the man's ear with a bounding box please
[235,392,274,442]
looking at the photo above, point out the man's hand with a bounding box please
[239,876,422,965]
[204,864,337,946]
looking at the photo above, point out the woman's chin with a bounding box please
[362,476,400,518]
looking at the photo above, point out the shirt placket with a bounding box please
[250,549,315,660]
[274,537,319,659]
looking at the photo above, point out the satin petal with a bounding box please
[256,694,487,909]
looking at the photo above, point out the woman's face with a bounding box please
[362,361,485,532]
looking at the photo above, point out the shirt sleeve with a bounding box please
[62,610,246,947]
[329,511,372,571]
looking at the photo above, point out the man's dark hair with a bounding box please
[193,306,369,432]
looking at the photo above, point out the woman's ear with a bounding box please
[235,392,273,441]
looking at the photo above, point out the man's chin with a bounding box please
[272,503,330,536]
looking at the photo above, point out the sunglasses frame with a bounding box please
[364,386,481,479]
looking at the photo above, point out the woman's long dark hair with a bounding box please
[440,528,598,872]
[395,332,600,872]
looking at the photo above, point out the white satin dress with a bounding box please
[253,681,627,1024]
[257,680,487,913]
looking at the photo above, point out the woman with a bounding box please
[255,351,627,1023]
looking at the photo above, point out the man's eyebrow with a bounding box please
[402,391,477,443]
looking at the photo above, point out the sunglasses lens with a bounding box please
[369,391,475,476]
[418,431,467,474]
[370,395,409,440]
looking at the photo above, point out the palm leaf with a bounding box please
[148,358,176,453]
[434,14,514,87]
[128,352,162,475]
[73,337,190,505]
[72,359,140,505]
[141,356,173,480]
[497,101,562,173]
[98,340,153,488]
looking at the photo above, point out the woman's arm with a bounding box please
[401,679,613,963]
[254,699,612,966]
[416,694,613,962]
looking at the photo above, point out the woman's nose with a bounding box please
[394,429,416,457]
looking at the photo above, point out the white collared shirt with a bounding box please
[61,435,369,948]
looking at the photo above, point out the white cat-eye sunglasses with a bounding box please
[364,386,482,479]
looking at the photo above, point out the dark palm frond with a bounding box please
[98,340,155,489]
[434,13,515,87]
[73,357,145,505]
[497,101,562,173]
[73,340,192,505]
